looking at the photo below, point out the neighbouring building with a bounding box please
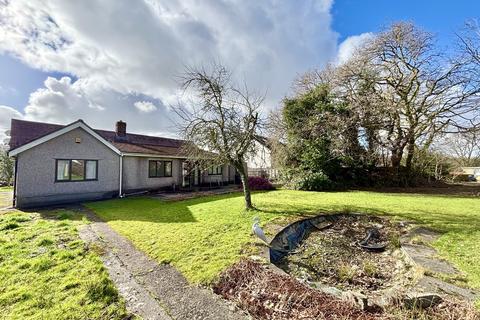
[455,166,480,181]
[246,136,278,179]
[8,119,238,208]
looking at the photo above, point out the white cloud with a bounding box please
[336,32,374,65]
[0,0,350,144]
[0,0,338,111]
[0,85,18,96]
[134,101,157,113]
[0,105,23,145]
[3,76,179,139]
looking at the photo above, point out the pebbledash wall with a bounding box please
[122,156,183,192]
[201,165,236,184]
[14,127,239,208]
[15,128,120,208]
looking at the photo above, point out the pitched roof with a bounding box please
[9,119,188,157]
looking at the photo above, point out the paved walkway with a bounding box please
[77,206,246,320]
[151,185,242,202]
[402,227,478,301]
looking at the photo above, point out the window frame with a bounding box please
[55,159,98,182]
[208,164,223,175]
[148,160,173,178]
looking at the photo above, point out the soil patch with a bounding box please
[276,215,413,297]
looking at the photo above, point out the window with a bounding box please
[55,159,98,182]
[149,160,172,178]
[208,165,223,175]
[56,160,70,181]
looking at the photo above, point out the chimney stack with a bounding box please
[115,120,127,138]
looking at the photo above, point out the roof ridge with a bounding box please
[11,118,64,126]
[11,118,184,143]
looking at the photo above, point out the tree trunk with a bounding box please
[405,136,416,173]
[390,148,403,169]
[236,163,253,209]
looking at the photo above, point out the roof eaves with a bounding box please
[9,119,121,157]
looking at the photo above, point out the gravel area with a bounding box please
[77,205,247,320]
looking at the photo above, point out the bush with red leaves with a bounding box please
[246,176,274,191]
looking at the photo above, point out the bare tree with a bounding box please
[343,22,480,172]
[174,64,263,209]
[441,131,480,167]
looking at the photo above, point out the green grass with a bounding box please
[0,186,13,191]
[87,190,480,289]
[0,209,127,319]
[0,189,12,208]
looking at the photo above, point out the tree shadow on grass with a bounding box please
[256,202,480,236]
[24,190,273,225]
[34,207,90,222]
[82,191,259,224]
[355,184,480,198]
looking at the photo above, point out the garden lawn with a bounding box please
[0,209,127,319]
[87,190,480,289]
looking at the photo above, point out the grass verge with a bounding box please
[0,209,127,319]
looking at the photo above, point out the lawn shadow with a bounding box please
[33,206,90,222]
[356,184,480,198]
[256,201,480,236]
[83,191,260,224]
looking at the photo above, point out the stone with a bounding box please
[403,292,442,309]
[315,285,343,298]
[415,276,479,301]
[342,291,369,310]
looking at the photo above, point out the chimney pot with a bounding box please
[116,120,126,137]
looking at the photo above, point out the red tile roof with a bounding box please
[9,119,189,157]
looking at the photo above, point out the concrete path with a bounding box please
[402,227,478,301]
[151,185,241,202]
[77,206,246,320]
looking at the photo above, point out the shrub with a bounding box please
[284,171,338,191]
[247,176,274,190]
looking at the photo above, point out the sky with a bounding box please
[0,0,479,143]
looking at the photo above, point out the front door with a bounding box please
[194,168,199,186]
[182,161,201,187]
[182,161,191,187]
